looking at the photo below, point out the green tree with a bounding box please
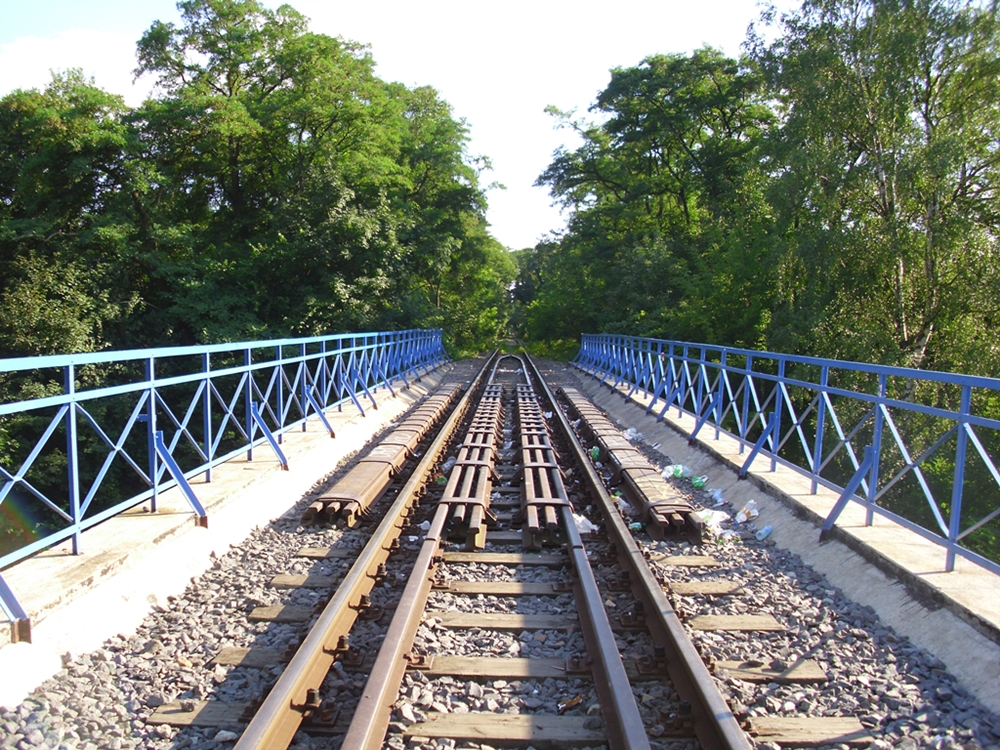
[0,71,140,356]
[526,48,775,347]
[758,0,1000,372]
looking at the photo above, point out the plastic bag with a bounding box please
[691,475,708,489]
[622,427,644,442]
[716,529,741,545]
[708,488,725,506]
[695,509,731,534]
[572,513,599,534]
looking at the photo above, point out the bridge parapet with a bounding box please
[574,333,1000,577]
[0,329,448,640]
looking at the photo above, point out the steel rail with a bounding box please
[524,352,753,750]
[342,353,650,749]
[339,353,503,750]
[339,503,451,750]
[512,353,651,749]
[558,497,652,748]
[233,355,493,750]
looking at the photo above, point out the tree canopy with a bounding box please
[0,0,513,357]
[517,0,1000,378]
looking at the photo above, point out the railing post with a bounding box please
[867,374,887,525]
[64,364,82,554]
[694,346,706,421]
[320,339,329,407]
[740,354,753,452]
[811,365,829,494]
[771,359,785,471]
[301,343,309,431]
[275,345,284,445]
[244,348,254,461]
[947,385,972,571]
[202,352,212,482]
[715,351,727,440]
[145,357,158,512]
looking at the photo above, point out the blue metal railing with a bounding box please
[0,329,447,633]
[573,333,1000,576]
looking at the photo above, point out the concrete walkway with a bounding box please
[0,365,450,709]
[564,365,1000,716]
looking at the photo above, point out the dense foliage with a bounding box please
[0,0,514,359]
[512,0,1000,561]
[516,0,1000,379]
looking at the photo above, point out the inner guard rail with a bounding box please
[573,333,1000,577]
[0,329,448,636]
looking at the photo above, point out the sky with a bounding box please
[0,0,793,250]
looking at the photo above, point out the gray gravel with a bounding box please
[4,368,997,750]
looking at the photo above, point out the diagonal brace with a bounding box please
[303,389,336,438]
[0,573,31,644]
[821,445,875,539]
[738,412,778,478]
[251,402,289,470]
[154,431,209,528]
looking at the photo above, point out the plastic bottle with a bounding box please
[691,475,708,489]
[735,499,759,524]
[628,521,646,532]
[754,525,773,541]
[590,446,601,460]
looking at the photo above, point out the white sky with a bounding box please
[0,0,792,250]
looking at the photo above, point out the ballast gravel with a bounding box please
[3,371,1000,750]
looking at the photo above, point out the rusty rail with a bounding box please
[525,353,752,750]
[232,356,493,750]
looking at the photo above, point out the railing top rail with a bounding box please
[583,334,1000,391]
[0,329,439,374]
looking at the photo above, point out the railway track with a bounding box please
[132,351,955,750]
[140,351,749,748]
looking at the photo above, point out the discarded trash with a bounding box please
[543,411,553,419]
[735,500,759,524]
[695,509,731,534]
[590,446,601,460]
[691,475,708,489]
[572,513,599,534]
[435,474,447,485]
[615,498,633,516]
[571,418,581,428]
[708,488,725,506]
[716,529,741,545]
[558,694,585,714]
[419,520,431,531]
[628,521,646,532]
[622,427,644,442]
[441,456,457,473]
[663,464,693,479]
[755,525,773,541]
